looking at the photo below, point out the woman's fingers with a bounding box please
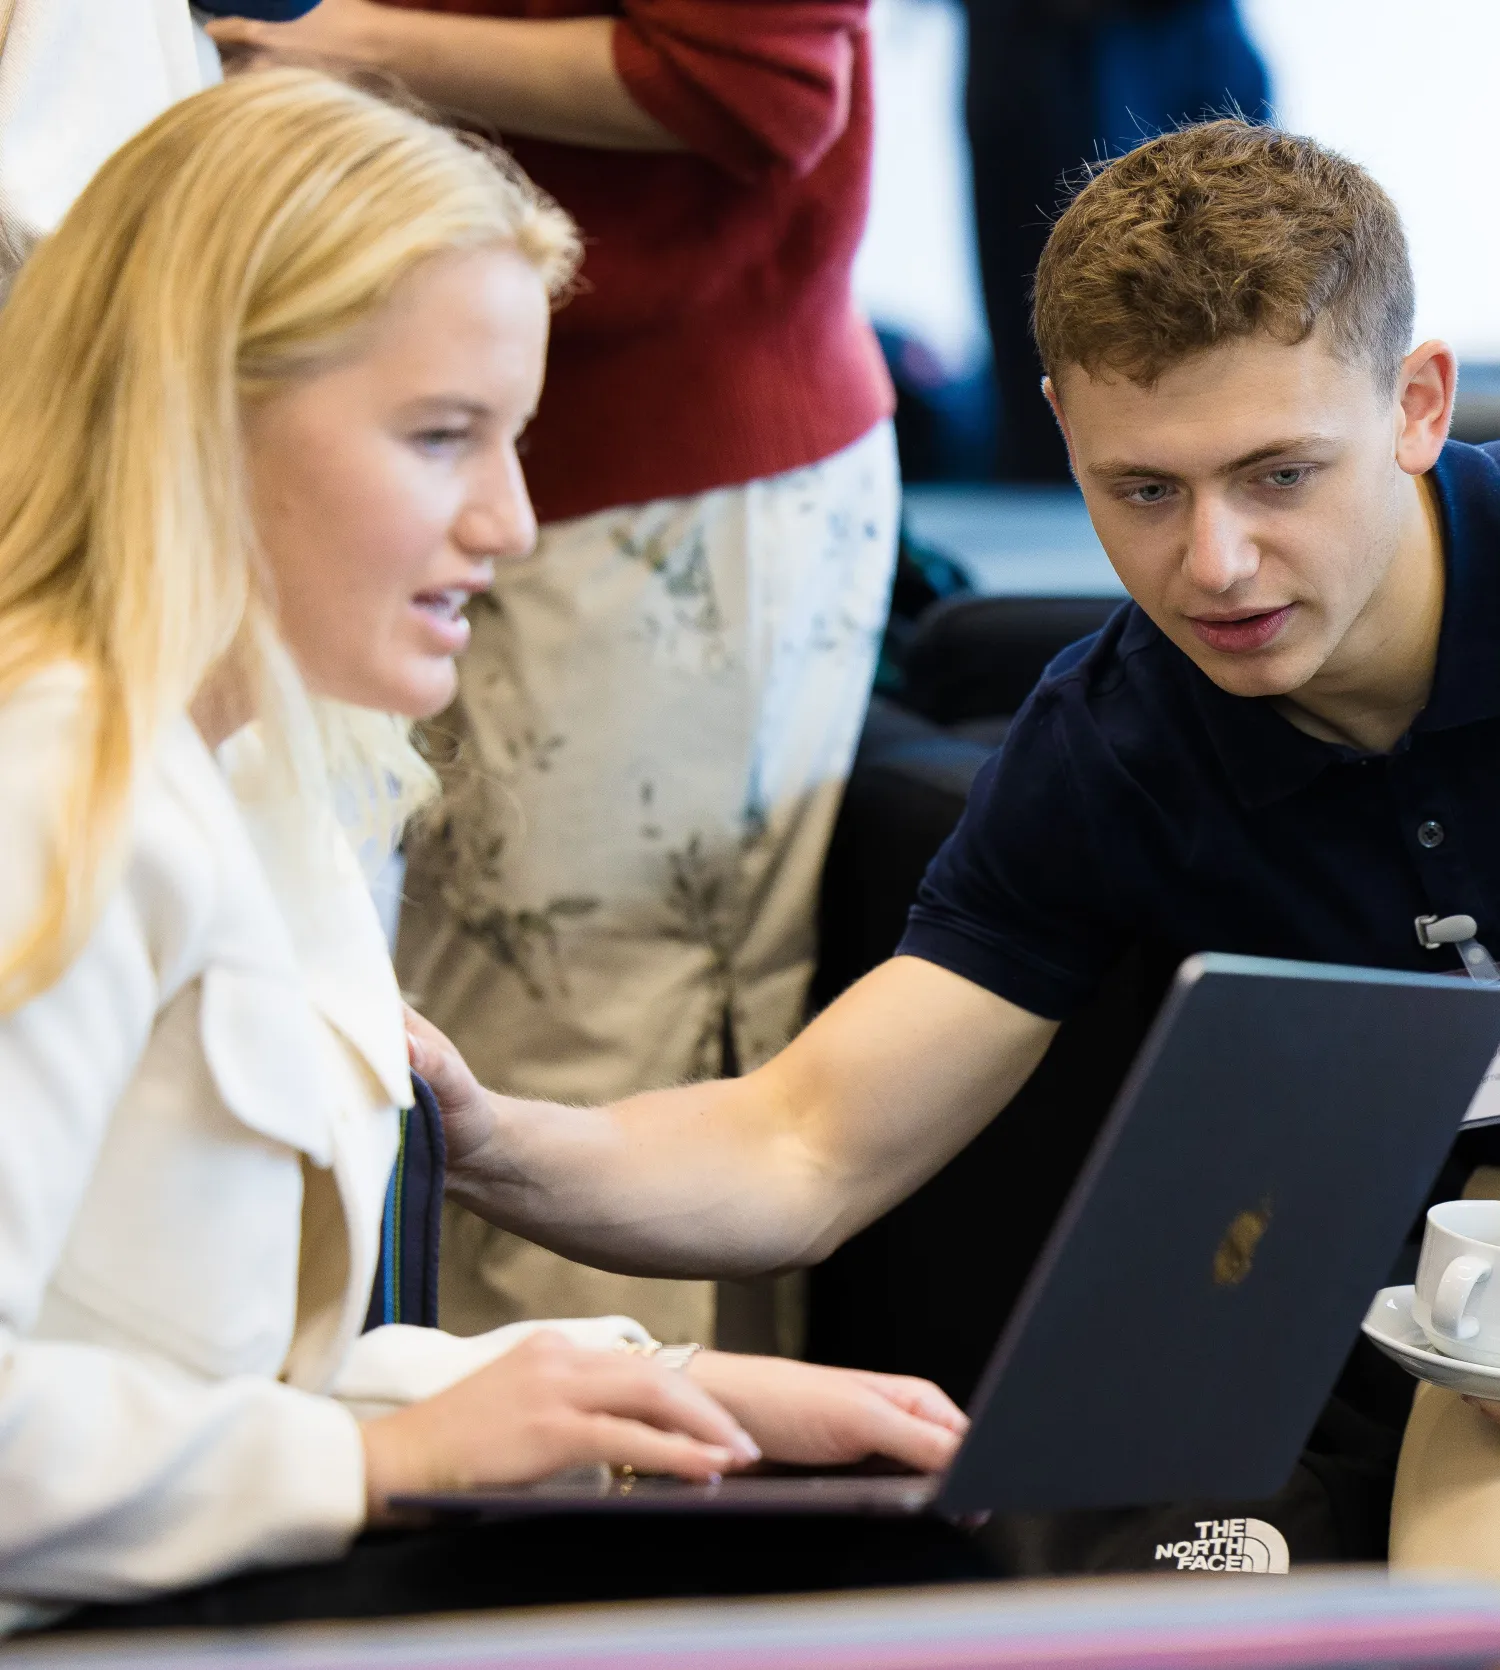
[852,1391,965,1473]
[579,1413,745,1483]
[577,1358,761,1462]
[846,1370,970,1434]
[361,1337,767,1522]
[507,1335,761,1466]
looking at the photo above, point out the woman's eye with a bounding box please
[411,427,469,454]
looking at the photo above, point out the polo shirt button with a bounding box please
[1418,820,1446,848]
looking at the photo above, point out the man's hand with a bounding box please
[687,1351,967,1474]
[404,1002,495,1174]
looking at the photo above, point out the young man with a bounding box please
[413,120,1500,1566]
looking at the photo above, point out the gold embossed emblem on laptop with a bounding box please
[1213,1199,1272,1287]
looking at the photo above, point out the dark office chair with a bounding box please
[901,594,1128,726]
[804,593,1177,1407]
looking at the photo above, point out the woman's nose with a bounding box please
[454,472,538,565]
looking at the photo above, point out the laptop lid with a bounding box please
[936,952,1500,1517]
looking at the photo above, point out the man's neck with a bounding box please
[1274,472,1446,754]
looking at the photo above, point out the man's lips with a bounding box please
[1187,604,1296,654]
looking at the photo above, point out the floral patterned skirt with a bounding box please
[397,421,900,1347]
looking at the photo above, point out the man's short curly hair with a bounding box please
[1033,119,1415,391]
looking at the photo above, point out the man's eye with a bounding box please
[1126,482,1173,505]
[1265,466,1310,489]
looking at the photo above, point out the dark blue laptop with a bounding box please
[396,953,1500,1520]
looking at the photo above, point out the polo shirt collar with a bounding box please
[1135,439,1500,810]
[1417,439,1500,733]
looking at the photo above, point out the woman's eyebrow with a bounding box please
[399,395,494,418]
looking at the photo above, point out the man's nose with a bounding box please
[1182,498,1259,594]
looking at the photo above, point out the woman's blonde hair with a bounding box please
[0,67,579,1010]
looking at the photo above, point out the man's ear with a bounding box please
[1042,375,1081,480]
[1394,341,1456,478]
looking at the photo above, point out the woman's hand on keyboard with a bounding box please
[686,1352,968,1474]
[360,1330,762,1524]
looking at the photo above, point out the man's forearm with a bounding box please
[358,10,685,151]
[438,960,1060,1280]
[444,1075,836,1279]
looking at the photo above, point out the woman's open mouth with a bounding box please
[411,588,473,653]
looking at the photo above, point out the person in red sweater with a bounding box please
[209,0,898,1354]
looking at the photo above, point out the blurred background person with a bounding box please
[963,0,1269,481]
[0,0,214,298]
[207,0,899,1354]
[0,2,335,301]
[845,0,1268,489]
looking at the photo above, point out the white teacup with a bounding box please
[1413,1199,1500,1365]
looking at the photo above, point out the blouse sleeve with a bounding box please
[612,0,868,182]
[330,1315,656,1418]
[0,676,364,1607]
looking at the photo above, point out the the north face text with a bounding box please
[1153,1518,1290,1573]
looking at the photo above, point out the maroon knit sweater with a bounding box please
[378,0,894,523]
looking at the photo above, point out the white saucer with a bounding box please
[1363,1286,1500,1398]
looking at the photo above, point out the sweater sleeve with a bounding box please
[0,676,365,1608]
[612,0,867,182]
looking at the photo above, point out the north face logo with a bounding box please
[1154,1518,1290,1573]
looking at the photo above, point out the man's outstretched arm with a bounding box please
[410,955,1059,1280]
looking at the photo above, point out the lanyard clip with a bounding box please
[1416,914,1500,988]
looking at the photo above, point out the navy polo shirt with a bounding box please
[899,438,1500,1021]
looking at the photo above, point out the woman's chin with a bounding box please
[321,658,458,720]
[400,659,460,720]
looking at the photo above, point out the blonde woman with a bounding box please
[0,69,975,1633]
